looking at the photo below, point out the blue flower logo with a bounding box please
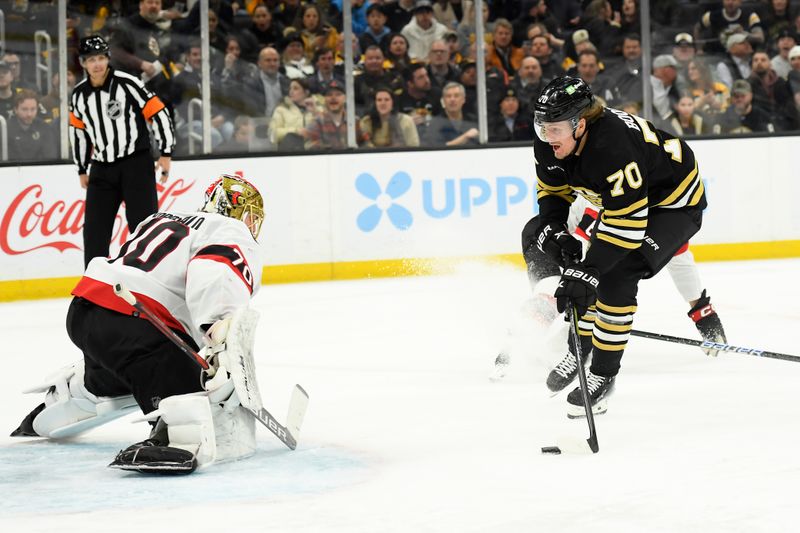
[355,171,413,232]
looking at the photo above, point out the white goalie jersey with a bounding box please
[73,211,263,345]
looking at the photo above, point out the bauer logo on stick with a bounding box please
[700,341,763,356]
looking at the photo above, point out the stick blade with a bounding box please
[544,435,597,455]
[286,384,309,442]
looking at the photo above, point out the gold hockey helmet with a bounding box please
[201,174,264,239]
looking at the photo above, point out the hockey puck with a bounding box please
[541,446,562,455]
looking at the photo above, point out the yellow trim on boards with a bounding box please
[1,240,799,302]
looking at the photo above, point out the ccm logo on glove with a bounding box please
[563,268,599,288]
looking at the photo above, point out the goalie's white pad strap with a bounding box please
[29,361,138,439]
[146,373,256,468]
[155,394,217,467]
[218,308,264,411]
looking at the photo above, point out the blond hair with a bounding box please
[581,98,605,124]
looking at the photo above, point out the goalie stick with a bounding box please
[113,283,308,450]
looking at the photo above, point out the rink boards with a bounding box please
[0,136,798,300]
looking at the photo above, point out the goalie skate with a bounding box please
[109,423,197,475]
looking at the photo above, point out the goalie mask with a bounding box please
[202,175,265,239]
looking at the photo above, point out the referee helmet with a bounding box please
[79,35,110,59]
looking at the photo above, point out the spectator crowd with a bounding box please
[2,0,800,161]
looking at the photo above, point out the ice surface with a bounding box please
[1,259,798,533]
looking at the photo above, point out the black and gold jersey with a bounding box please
[534,107,707,272]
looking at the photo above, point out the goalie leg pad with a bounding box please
[206,370,257,463]
[154,393,217,467]
[145,373,256,469]
[20,361,138,439]
[217,308,263,411]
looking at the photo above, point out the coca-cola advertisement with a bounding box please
[0,164,199,282]
[0,156,312,297]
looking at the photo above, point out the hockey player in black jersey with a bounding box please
[529,76,715,418]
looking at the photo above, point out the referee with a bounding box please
[70,35,176,267]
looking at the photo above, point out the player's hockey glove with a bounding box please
[535,222,583,267]
[688,290,727,356]
[555,264,600,316]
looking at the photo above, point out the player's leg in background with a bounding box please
[666,248,703,303]
[546,306,594,394]
[489,216,564,381]
[519,215,598,391]
[666,249,727,353]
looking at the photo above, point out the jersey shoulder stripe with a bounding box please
[193,244,255,294]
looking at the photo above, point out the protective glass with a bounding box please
[533,118,577,143]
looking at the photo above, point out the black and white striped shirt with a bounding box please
[69,67,175,174]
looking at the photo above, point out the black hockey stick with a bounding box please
[630,329,800,364]
[113,284,308,450]
[542,303,599,455]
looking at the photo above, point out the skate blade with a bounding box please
[109,459,197,474]
[566,399,608,419]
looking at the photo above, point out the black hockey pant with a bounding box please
[520,207,703,377]
[83,150,158,267]
[589,206,703,377]
[66,297,203,414]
